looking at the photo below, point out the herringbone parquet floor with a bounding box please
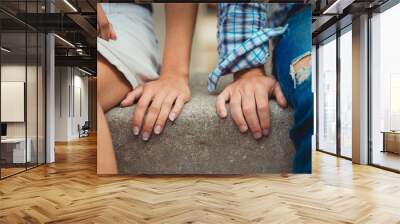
[1,135,400,224]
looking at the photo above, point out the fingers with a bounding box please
[230,93,248,133]
[273,83,287,108]
[99,24,116,41]
[132,91,153,136]
[120,86,143,107]
[216,88,230,118]
[242,91,262,139]
[154,94,176,135]
[100,30,109,41]
[110,24,117,40]
[141,95,165,141]
[169,95,186,122]
[255,89,270,136]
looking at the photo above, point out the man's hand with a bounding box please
[216,67,287,139]
[120,75,191,141]
[97,5,117,41]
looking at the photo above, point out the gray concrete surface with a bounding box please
[106,74,294,174]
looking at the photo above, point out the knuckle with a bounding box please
[148,106,160,114]
[235,121,245,127]
[156,120,165,128]
[248,122,260,130]
[162,100,173,108]
[142,126,151,133]
[132,116,141,126]
[137,98,148,107]
[231,114,243,124]
[264,123,270,129]
[258,104,268,112]
[261,119,270,128]
[143,84,153,92]
[242,106,253,114]
[156,115,166,124]
[136,103,146,111]
[230,100,240,107]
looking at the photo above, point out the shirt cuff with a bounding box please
[208,24,288,92]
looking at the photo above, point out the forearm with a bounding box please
[162,3,198,79]
[97,4,108,27]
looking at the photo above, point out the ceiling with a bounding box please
[0,0,96,74]
[312,0,392,43]
[1,0,395,74]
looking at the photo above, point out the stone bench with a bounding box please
[106,74,294,174]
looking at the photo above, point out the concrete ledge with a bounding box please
[106,75,294,174]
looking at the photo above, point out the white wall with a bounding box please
[1,65,40,137]
[54,67,89,141]
[55,66,69,141]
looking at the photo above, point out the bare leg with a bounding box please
[97,54,131,174]
[293,55,311,71]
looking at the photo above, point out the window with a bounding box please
[0,1,47,179]
[339,27,352,158]
[370,2,400,171]
[317,36,337,154]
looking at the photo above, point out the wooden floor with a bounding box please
[1,135,400,224]
[372,150,400,171]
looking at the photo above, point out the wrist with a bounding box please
[233,67,265,81]
[161,67,189,79]
[160,70,189,83]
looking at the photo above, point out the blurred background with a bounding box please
[152,3,218,77]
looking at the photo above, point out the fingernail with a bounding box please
[253,132,262,139]
[169,113,176,121]
[219,111,227,118]
[142,132,150,141]
[263,129,270,136]
[119,102,124,108]
[154,125,162,134]
[239,125,248,133]
[133,126,139,135]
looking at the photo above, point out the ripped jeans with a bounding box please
[273,5,313,173]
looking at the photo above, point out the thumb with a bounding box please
[216,88,230,118]
[120,86,143,107]
[273,83,287,108]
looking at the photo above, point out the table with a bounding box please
[1,138,32,163]
[381,131,400,154]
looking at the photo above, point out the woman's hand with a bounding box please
[216,67,287,139]
[120,74,191,141]
[97,5,117,41]
[120,4,197,141]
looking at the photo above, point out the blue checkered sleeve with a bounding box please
[208,3,289,92]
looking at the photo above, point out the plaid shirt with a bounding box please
[208,3,294,92]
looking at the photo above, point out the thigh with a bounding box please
[273,6,313,173]
[273,5,312,107]
[97,53,131,112]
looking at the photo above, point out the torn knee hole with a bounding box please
[290,52,311,88]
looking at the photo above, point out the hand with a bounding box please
[97,5,117,41]
[120,75,191,141]
[216,67,287,139]
[98,22,117,41]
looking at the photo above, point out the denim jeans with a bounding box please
[273,5,313,173]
